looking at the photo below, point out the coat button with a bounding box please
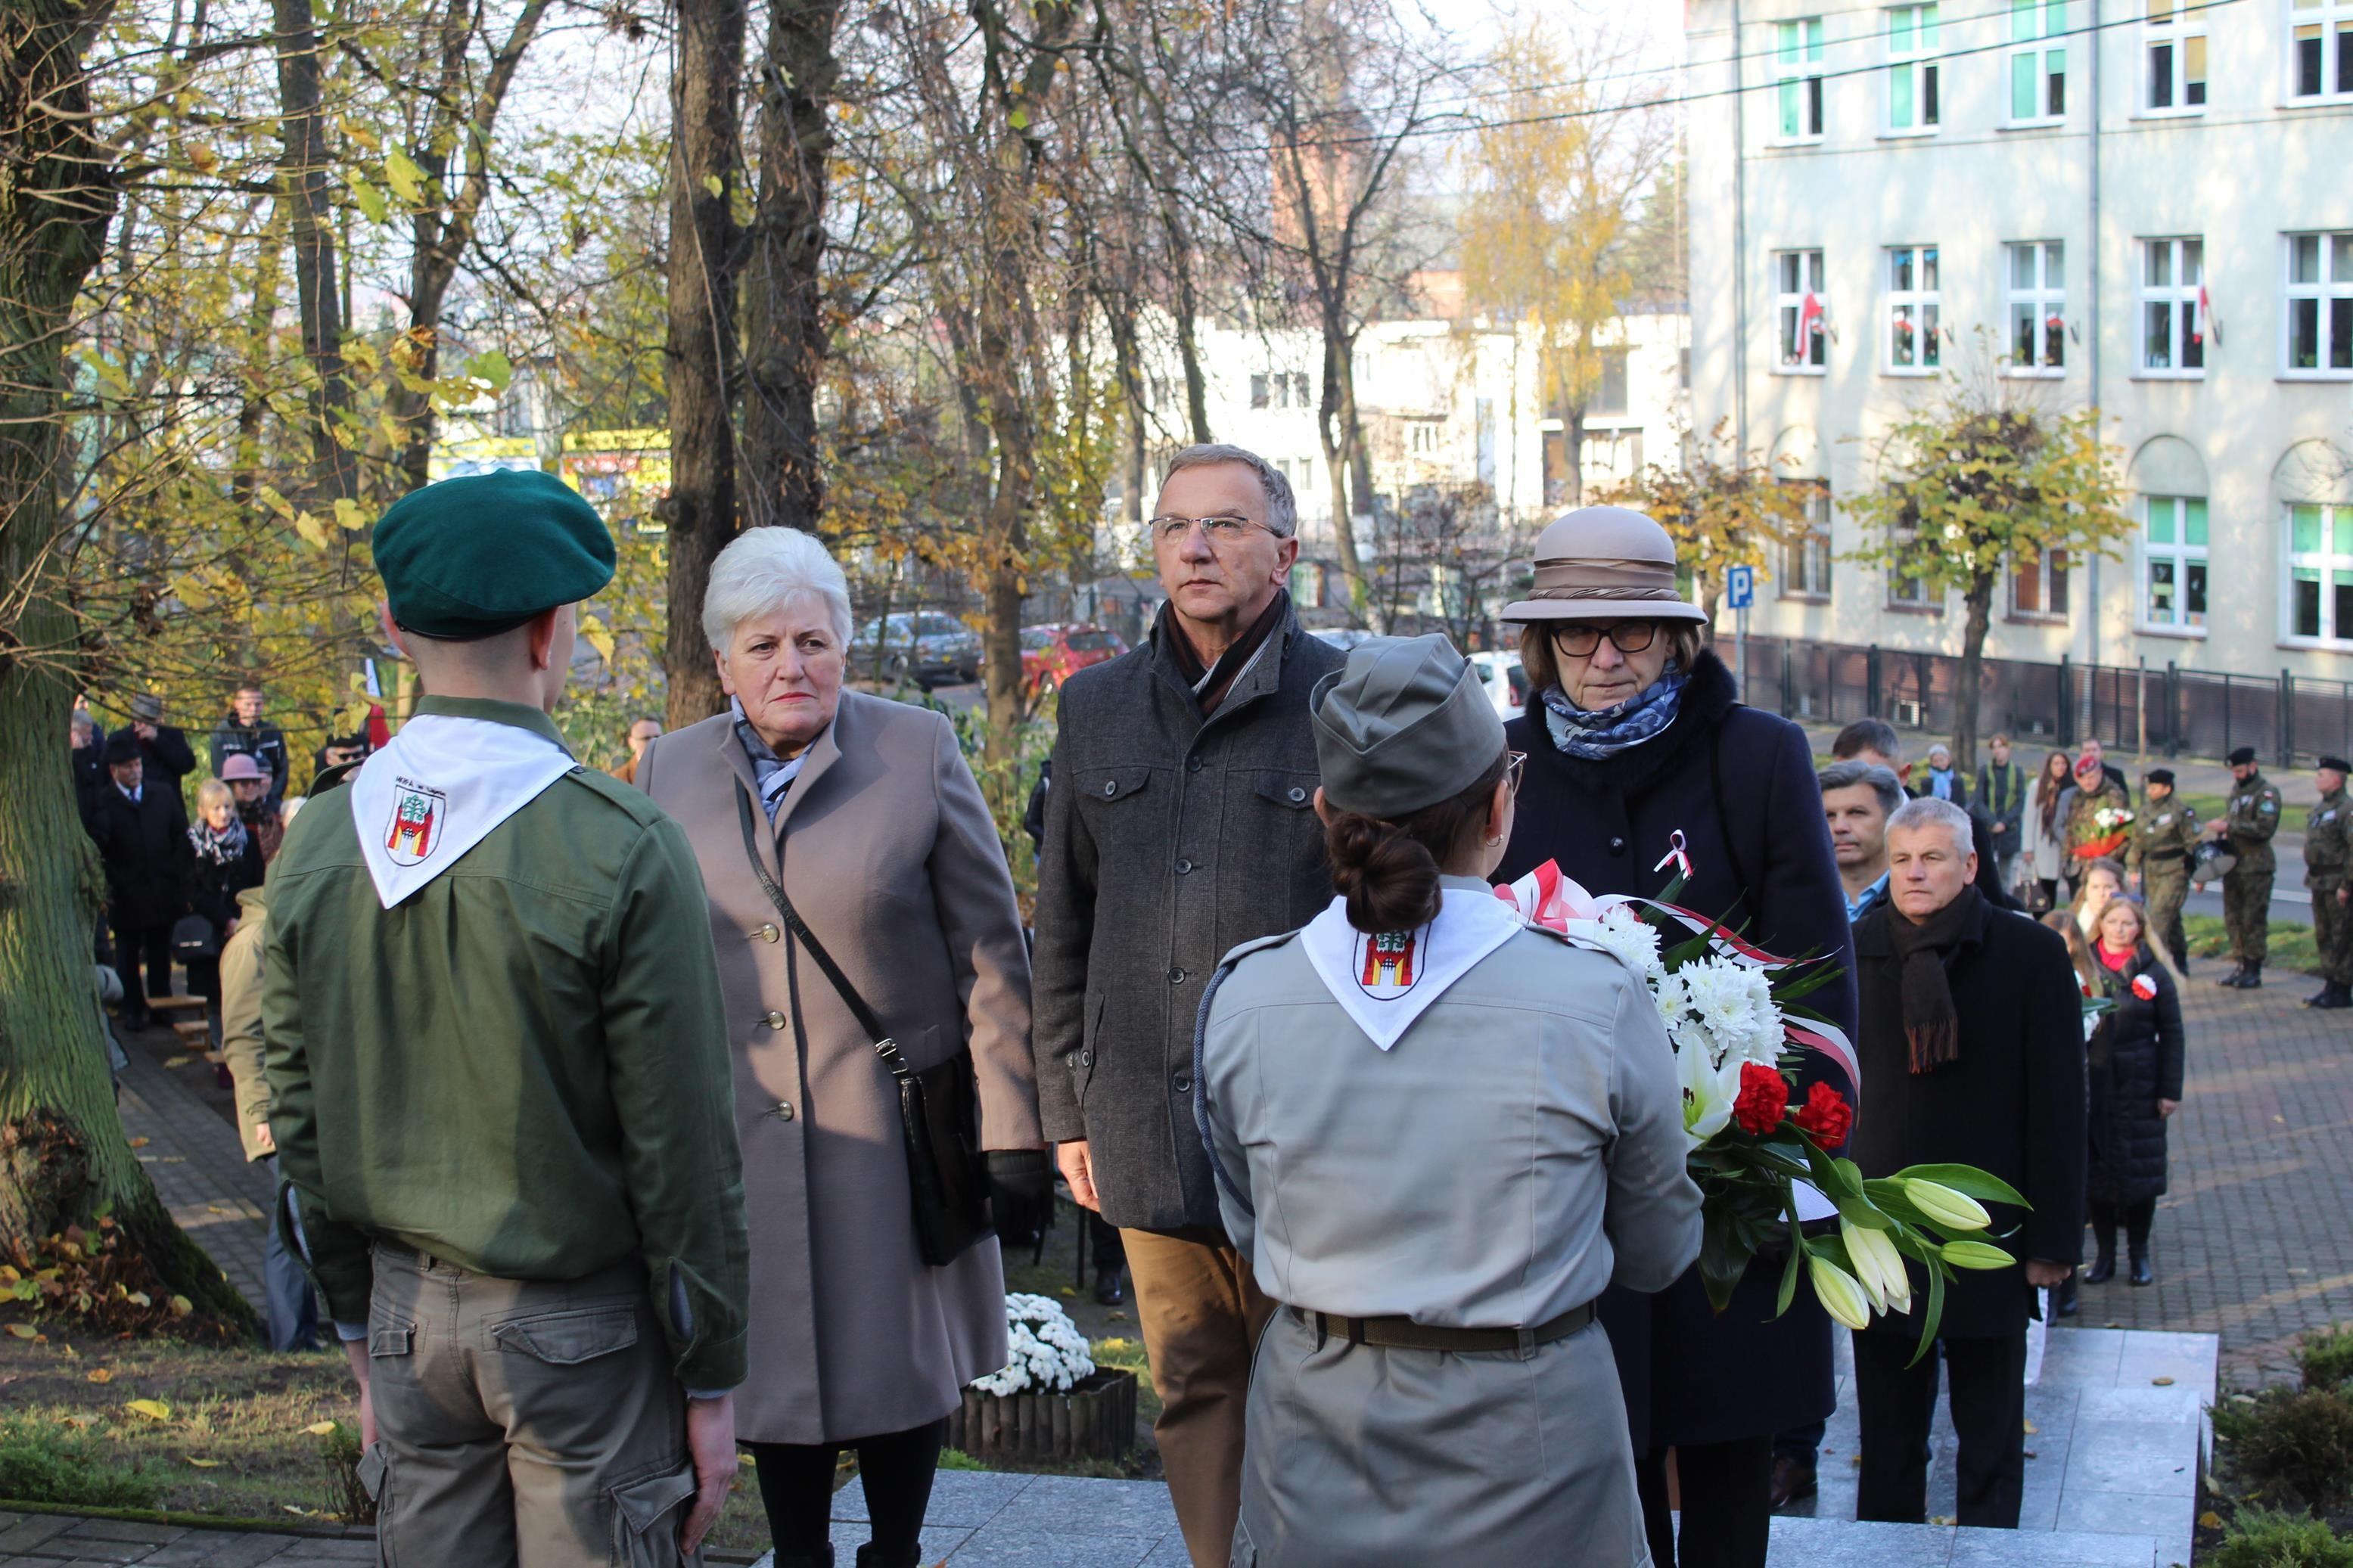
[1080,1049,1094,1067]
[1104,779,1118,796]
[769,1101,794,1121]
[1288,786,1307,803]
[1168,967,1186,984]
[763,1010,787,1030]
[1176,858,1194,874]
[754,924,780,943]
[1189,756,1205,772]
[1609,837,1627,855]
[1173,1073,1192,1093]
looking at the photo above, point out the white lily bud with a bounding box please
[1904,1179,1992,1232]
[1808,1254,1873,1331]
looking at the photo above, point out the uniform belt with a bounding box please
[2146,848,2188,862]
[1292,1299,1596,1354]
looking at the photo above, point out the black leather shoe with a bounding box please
[1093,1265,1125,1306]
[2131,1255,2155,1287]
[2310,983,2353,1010]
[2243,964,2264,989]
[2056,1277,2080,1317]
[1768,1454,1817,1510]
[2084,1253,2115,1284]
[2216,964,2246,989]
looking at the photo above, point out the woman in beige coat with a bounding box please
[637,528,1047,1568]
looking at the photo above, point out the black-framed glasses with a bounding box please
[1505,750,1528,796]
[1551,620,1659,657]
[1147,513,1276,546]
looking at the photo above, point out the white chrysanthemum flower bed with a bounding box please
[969,1293,1097,1397]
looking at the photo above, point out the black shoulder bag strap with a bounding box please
[733,780,899,1068]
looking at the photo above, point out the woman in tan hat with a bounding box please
[1196,633,1701,1566]
[1496,508,1858,1566]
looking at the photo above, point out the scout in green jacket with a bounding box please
[2208,747,2283,989]
[2129,768,2199,972]
[263,470,751,1563]
[2304,754,2351,1010]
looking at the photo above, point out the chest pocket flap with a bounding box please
[1254,771,1316,810]
[1077,766,1152,803]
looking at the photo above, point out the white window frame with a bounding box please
[2144,0,2208,114]
[2004,241,2067,374]
[2008,0,2069,124]
[1774,250,1829,373]
[2284,503,2353,647]
[1885,244,1942,374]
[2140,494,2210,633]
[2283,232,2353,377]
[2138,237,2207,377]
[1886,4,1943,133]
[1781,482,1833,599]
[1776,17,1827,140]
[2006,547,2070,620]
[2289,0,2353,99]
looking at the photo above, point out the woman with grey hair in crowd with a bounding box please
[635,526,1050,1568]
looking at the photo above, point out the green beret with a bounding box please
[374,470,615,640]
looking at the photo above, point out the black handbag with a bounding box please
[171,913,219,963]
[734,784,992,1267]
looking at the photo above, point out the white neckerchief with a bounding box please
[350,713,576,908]
[1296,885,1524,1051]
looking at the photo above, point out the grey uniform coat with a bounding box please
[1031,604,1345,1230]
[1198,886,1704,1566]
[637,692,1043,1443]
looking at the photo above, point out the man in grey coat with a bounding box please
[1032,442,1344,1567]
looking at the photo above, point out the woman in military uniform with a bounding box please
[1195,635,1702,1566]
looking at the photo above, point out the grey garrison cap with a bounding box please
[1311,634,1506,818]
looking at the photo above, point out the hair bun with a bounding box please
[1325,812,1442,933]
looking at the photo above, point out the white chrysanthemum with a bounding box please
[971,1293,1098,1396]
[1587,904,1665,979]
[1671,956,1784,1067]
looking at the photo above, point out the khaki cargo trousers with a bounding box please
[360,1244,701,1567]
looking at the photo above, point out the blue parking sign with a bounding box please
[1727,564,1755,610]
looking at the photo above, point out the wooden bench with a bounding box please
[146,994,207,1014]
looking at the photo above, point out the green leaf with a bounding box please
[468,349,513,393]
[351,181,388,225]
[332,498,368,532]
[1835,1194,1892,1229]
[383,147,425,204]
[702,173,724,199]
[1888,1164,2028,1208]
[1008,104,1030,130]
[1776,1182,1804,1316]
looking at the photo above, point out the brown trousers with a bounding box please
[1121,1226,1276,1568]
[361,1244,701,1567]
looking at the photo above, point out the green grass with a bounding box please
[2184,914,2322,976]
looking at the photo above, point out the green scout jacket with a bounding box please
[2308,788,2350,890]
[262,697,751,1390]
[2223,772,2283,876]
[2130,795,2200,879]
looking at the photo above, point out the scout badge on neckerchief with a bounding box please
[350,713,576,908]
[1298,886,1522,1051]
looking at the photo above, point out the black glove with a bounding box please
[987,1149,1056,1244]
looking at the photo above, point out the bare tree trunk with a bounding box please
[270,0,356,508]
[1956,576,1995,774]
[1565,402,1587,508]
[1316,326,1369,624]
[740,0,839,534]
[0,0,256,1333]
[663,0,748,728]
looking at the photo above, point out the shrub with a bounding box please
[0,1416,159,1509]
[2211,1507,2353,1568]
[937,1447,985,1473]
[2302,1324,2353,1395]
[2217,1387,2353,1517]
[317,1419,376,1525]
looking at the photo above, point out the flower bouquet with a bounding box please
[2072,804,2135,861]
[1496,845,2026,1354]
[971,1293,1096,1396]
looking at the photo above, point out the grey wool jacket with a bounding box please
[1030,601,1346,1231]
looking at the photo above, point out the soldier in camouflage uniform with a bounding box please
[2130,768,2199,972]
[2062,751,2134,897]
[2209,746,2283,989]
[2303,754,2351,1010]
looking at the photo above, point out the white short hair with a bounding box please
[1886,796,1974,857]
[702,527,854,651]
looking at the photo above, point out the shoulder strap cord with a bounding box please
[733,781,906,1080]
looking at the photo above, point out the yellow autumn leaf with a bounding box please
[0,1266,17,1284]
[188,1458,222,1468]
[333,497,369,532]
[384,147,425,204]
[87,1368,113,1383]
[125,1399,173,1421]
[163,1056,191,1069]
[127,1138,150,1150]
[169,1296,193,1318]
[304,1420,337,1436]
[126,1290,151,1307]
[2199,1511,2223,1529]
[293,511,330,550]
[4,1322,38,1339]
[579,611,616,666]
[702,173,724,199]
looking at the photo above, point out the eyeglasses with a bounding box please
[1505,750,1527,796]
[1550,620,1659,657]
[1147,513,1280,546]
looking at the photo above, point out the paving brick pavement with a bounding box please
[114,1048,274,1317]
[2071,973,2353,1389]
[0,1511,373,1566]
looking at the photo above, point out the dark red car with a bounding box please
[1021,623,1127,695]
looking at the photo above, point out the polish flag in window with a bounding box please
[2193,284,2209,345]
[1799,291,1826,346]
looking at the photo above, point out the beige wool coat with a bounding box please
[636,691,1042,1444]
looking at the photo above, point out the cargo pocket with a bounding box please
[609,1461,698,1567]
[490,1304,640,1365]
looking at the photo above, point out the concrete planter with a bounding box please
[949,1368,1139,1464]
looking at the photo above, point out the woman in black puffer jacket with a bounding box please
[2076,896,2186,1288]
[1497,508,1857,1568]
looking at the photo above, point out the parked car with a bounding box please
[1310,627,1379,653]
[1468,650,1528,717]
[1021,623,1127,695]
[853,611,983,690]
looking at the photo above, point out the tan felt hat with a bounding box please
[1500,506,1706,625]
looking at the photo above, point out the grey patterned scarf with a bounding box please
[732,699,809,821]
[1540,662,1689,760]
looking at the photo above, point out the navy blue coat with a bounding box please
[1500,650,1857,1452]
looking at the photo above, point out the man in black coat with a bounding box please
[208,679,291,807]
[1832,721,2019,911]
[81,731,193,1031]
[124,694,198,785]
[1850,796,2087,1529]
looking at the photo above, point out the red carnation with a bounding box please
[1792,1081,1854,1147]
[1733,1062,1790,1136]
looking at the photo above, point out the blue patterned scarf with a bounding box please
[1540,663,1689,760]
[732,699,810,821]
